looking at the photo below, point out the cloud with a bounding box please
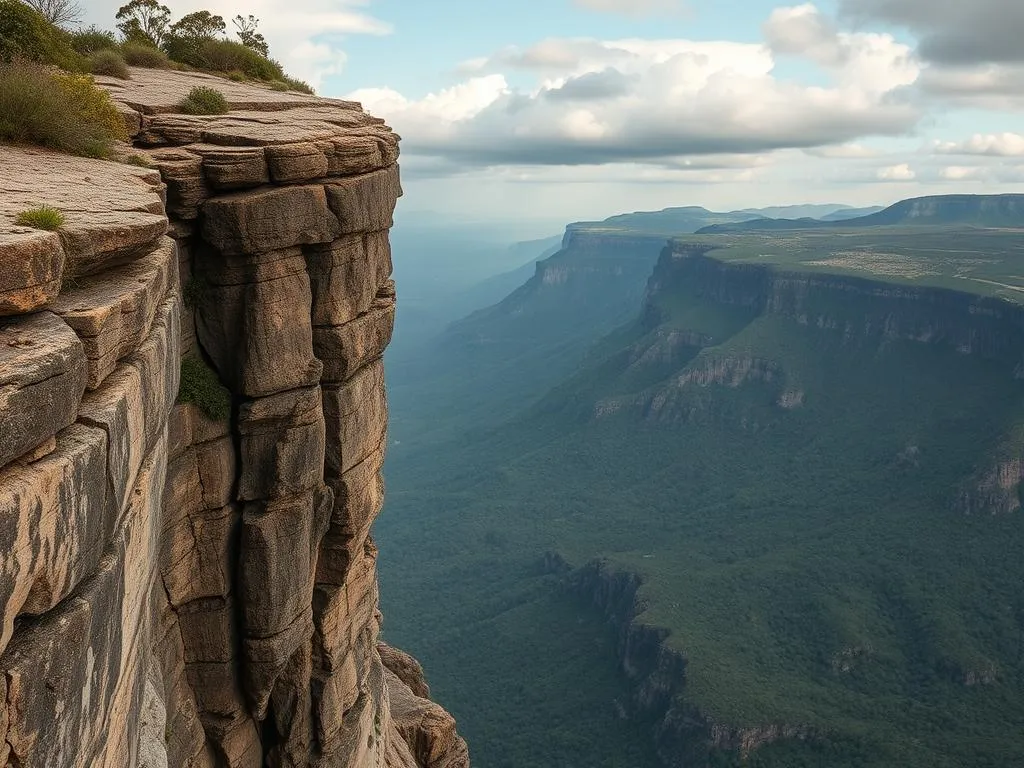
[877,163,915,181]
[933,133,1024,157]
[839,0,1024,108]
[79,0,391,90]
[804,143,880,158]
[573,0,687,17]
[352,14,921,172]
[839,0,1024,66]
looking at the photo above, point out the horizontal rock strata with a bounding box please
[0,68,466,767]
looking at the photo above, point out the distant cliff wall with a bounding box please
[0,68,467,768]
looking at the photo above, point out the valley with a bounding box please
[378,196,1024,767]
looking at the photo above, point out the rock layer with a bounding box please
[0,69,466,768]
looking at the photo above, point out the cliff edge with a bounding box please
[0,67,468,768]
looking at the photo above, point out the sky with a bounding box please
[82,0,1024,226]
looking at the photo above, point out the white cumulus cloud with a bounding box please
[349,6,922,173]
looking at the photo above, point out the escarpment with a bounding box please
[0,68,467,768]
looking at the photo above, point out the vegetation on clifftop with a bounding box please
[0,59,127,157]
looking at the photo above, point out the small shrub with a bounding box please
[69,26,117,55]
[178,85,228,115]
[280,75,313,95]
[90,49,129,79]
[191,38,282,80]
[121,152,154,167]
[267,79,288,91]
[16,205,64,230]
[178,356,231,421]
[0,60,128,157]
[0,0,84,70]
[226,69,245,82]
[121,41,168,68]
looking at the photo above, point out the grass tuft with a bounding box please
[177,356,231,421]
[121,41,169,69]
[89,49,129,79]
[16,205,64,230]
[178,85,228,115]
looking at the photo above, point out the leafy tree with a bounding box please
[164,9,224,64]
[19,0,80,27]
[232,14,268,57]
[115,0,170,47]
[168,9,224,40]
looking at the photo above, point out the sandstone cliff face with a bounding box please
[0,68,467,768]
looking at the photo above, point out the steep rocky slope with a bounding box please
[0,68,467,768]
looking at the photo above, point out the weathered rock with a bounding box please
[307,232,393,326]
[379,644,431,699]
[315,294,395,384]
[192,145,269,190]
[0,67,464,768]
[318,446,385,586]
[323,358,388,479]
[78,290,181,512]
[237,386,326,501]
[53,236,176,389]
[0,145,168,279]
[196,247,322,397]
[0,311,87,468]
[325,165,402,234]
[0,228,64,316]
[201,185,340,256]
[239,488,332,714]
[0,424,109,653]
[386,669,471,768]
[266,142,329,183]
[1,436,166,767]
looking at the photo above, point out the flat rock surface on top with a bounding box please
[0,146,168,311]
[97,67,358,115]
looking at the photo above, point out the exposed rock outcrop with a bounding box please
[0,68,466,767]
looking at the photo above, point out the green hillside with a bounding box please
[380,220,1024,767]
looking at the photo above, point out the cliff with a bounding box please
[0,67,467,768]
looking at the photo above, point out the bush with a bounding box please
[121,41,168,68]
[188,38,282,80]
[280,75,313,94]
[0,0,83,70]
[178,85,227,115]
[90,49,129,78]
[0,60,128,157]
[69,25,117,55]
[177,356,231,421]
[226,69,245,82]
[267,76,314,95]
[16,205,64,230]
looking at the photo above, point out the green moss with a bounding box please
[16,205,64,230]
[178,85,227,115]
[177,356,231,421]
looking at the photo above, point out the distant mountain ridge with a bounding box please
[698,194,1024,234]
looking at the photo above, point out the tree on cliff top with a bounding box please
[19,0,80,27]
[232,14,268,57]
[115,0,170,47]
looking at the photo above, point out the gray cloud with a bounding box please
[840,0,1024,65]
[544,70,637,101]
[572,0,686,16]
